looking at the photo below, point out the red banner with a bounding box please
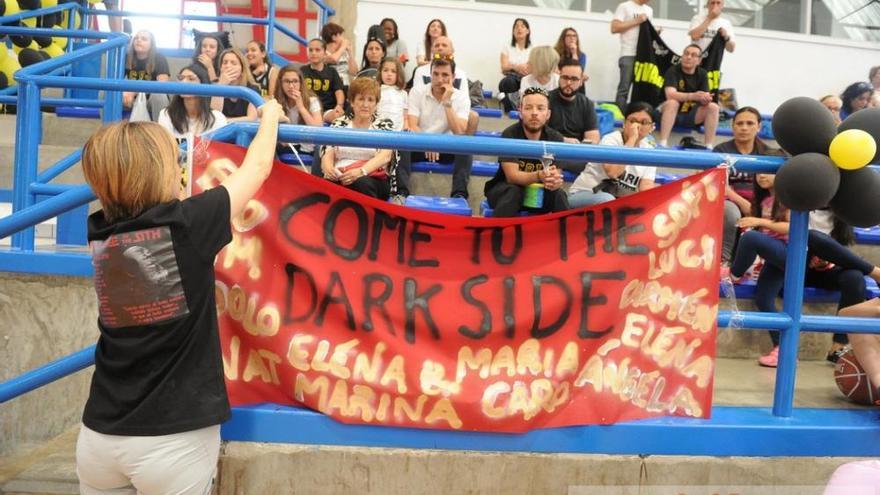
[194,140,724,433]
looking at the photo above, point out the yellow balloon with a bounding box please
[42,43,64,58]
[0,57,22,85]
[829,129,877,170]
[0,46,8,63]
[52,26,69,49]
[21,18,37,28]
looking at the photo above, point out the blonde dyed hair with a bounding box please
[82,121,178,222]
[528,46,560,79]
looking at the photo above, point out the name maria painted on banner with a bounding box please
[194,140,724,433]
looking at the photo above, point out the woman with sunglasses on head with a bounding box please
[356,35,387,80]
[157,64,227,141]
[568,101,657,208]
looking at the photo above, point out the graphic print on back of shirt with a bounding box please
[91,226,189,328]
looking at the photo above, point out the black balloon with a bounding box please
[0,0,5,16]
[839,107,880,164]
[831,167,880,227]
[10,34,33,47]
[772,97,838,156]
[34,34,52,47]
[17,0,41,9]
[0,72,8,90]
[774,153,840,211]
[18,48,44,67]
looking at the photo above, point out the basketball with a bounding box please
[834,349,877,405]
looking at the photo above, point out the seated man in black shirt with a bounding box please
[484,87,567,217]
[547,59,600,172]
[657,44,719,147]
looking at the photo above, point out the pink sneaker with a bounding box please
[719,265,742,284]
[758,346,779,367]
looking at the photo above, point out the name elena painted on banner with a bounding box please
[195,143,723,432]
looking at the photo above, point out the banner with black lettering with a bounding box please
[631,22,726,108]
[196,140,724,433]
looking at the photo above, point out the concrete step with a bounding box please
[0,114,101,148]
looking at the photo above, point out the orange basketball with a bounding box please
[834,349,877,405]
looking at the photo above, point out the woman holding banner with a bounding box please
[320,77,395,200]
[76,101,286,493]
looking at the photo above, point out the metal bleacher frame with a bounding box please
[1,3,879,459]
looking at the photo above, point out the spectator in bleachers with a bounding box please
[554,27,588,95]
[548,59,599,148]
[871,93,880,109]
[302,38,345,123]
[210,49,258,123]
[274,64,322,153]
[376,57,408,131]
[820,95,843,125]
[157,64,226,140]
[380,18,409,73]
[840,82,873,121]
[688,0,736,53]
[191,32,227,83]
[356,35,387,79]
[321,22,356,94]
[412,37,467,89]
[245,40,279,99]
[658,43,719,147]
[411,38,480,136]
[611,0,653,111]
[498,18,532,113]
[394,57,472,204]
[416,19,447,67]
[320,78,394,200]
[123,30,170,121]
[484,87,568,217]
[870,65,880,91]
[714,106,776,265]
[567,101,657,208]
[518,46,559,100]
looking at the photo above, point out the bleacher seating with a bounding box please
[729,276,880,303]
[402,195,471,216]
[277,152,314,167]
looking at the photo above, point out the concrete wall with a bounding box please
[0,274,97,457]
[356,0,880,113]
[218,442,855,495]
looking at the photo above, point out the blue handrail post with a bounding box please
[11,82,42,251]
[772,210,810,417]
[103,44,122,123]
[267,0,277,57]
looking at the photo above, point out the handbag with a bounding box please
[129,93,151,122]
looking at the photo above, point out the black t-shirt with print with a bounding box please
[485,122,565,192]
[83,186,233,436]
[663,65,709,113]
[125,53,171,81]
[301,64,344,112]
[547,89,598,141]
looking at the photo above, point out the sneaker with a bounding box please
[758,346,779,368]
[390,194,407,206]
[826,343,850,364]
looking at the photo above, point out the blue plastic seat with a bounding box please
[854,226,880,245]
[475,107,503,118]
[277,152,314,166]
[402,195,472,216]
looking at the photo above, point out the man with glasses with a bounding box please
[484,87,568,217]
[547,60,600,172]
[657,44,719,147]
[568,101,658,208]
[688,0,736,53]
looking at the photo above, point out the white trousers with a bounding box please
[76,424,220,495]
